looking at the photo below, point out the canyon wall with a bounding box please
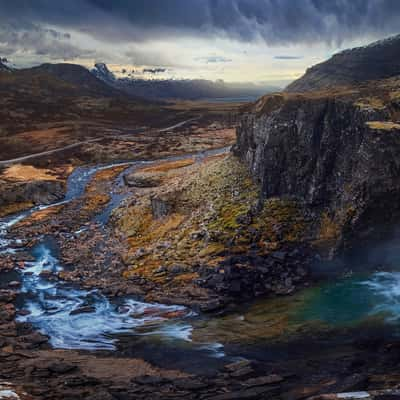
[234,92,400,256]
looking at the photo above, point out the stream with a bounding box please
[0,149,229,362]
[1,147,400,369]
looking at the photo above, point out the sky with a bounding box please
[1,0,400,86]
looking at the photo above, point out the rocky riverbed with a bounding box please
[1,149,400,399]
[2,105,400,398]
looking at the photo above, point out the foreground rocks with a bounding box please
[4,204,400,398]
[199,245,310,299]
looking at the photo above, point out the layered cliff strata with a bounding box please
[234,79,400,258]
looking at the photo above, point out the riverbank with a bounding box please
[0,115,236,217]
[2,276,400,399]
[5,149,311,312]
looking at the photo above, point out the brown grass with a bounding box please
[318,212,341,241]
[140,159,195,173]
[81,193,110,213]
[355,97,386,110]
[2,164,60,182]
[167,100,244,113]
[366,121,400,131]
[0,201,34,218]
[15,204,64,226]
[13,127,71,142]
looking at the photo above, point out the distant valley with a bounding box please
[91,62,276,101]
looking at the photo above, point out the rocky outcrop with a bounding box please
[123,173,161,188]
[0,180,65,208]
[286,34,400,92]
[234,87,400,256]
[150,195,172,219]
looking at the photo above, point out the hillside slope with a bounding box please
[28,63,123,97]
[0,64,173,162]
[286,34,400,92]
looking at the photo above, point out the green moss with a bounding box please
[208,204,250,231]
[252,198,307,244]
[198,243,225,258]
[115,155,311,287]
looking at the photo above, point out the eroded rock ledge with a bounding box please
[234,80,400,258]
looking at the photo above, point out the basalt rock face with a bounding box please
[234,90,400,256]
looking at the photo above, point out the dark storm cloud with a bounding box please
[0,21,96,60]
[1,0,400,46]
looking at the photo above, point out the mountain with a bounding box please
[28,63,123,97]
[286,34,400,92]
[91,62,117,86]
[0,62,164,138]
[0,60,12,73]
[91,63,275,101]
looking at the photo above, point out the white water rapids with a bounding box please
[0,154,228,355]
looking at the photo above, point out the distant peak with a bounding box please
[92,62,116,83]
[94,62,109,71]
[0,57,12,72]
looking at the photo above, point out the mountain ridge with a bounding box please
[27,63,125,97]
[286,33,400,92]
[91,62,276,100]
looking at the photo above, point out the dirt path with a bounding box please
[0,117,199,166]
[158,117,199,132]
[0,138,103,166]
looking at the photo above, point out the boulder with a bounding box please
[123,173,160,188]
[150,195,172,219]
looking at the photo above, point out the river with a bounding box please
[1,147,400,372]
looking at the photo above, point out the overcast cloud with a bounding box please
[0,0,399,83]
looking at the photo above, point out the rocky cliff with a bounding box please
[234,80,400,257]
[0,179,65,217]
[286,34,400,92]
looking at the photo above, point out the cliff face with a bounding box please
[234,85,400,256]
[286,34,400,92]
